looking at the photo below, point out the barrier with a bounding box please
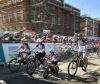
[1,42,99,63]
[0,44,6,64]
[1,43,61,63]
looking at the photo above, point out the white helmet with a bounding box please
[36,38,42,43]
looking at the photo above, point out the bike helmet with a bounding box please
[36,38,42,43]
[49,48,54,53]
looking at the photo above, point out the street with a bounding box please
[0,54,100,84]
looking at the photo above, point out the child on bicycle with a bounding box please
[49,49,58,65]
[32,38,46,66]
[47,49,59,74]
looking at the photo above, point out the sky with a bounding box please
[65,0,100,18]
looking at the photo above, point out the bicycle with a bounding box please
[26,51,47,75]
[68,50,88,77]
[8,52,31,73]
[43,56,59,79]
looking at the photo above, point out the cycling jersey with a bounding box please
[36,43,45,49]
[78,40,85,52]
[19,43,31,57]
[36,43,45,53]
[50,55,58,62]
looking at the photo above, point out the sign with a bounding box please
[2,43,62,63]
[0,44,5,64]
[0,31,4,36]
[43,30,50,34]
[2,43,20,63]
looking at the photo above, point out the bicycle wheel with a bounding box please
[42,58,48,67]
[8,58,21,73]
[82,57,88,71]
[54,65,59,75]
[43,68,49,79]
[68,60,77,76]
[26,60,36,75]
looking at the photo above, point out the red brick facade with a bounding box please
[80,16,98,37]
[0,0,80,35]
[97,20,100,37]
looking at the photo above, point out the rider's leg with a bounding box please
[78,52,83,65]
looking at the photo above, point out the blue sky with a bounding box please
[65,0,100,18]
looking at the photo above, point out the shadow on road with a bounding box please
[88,62,100,66]
[69,75,97,83]
[88,71,100,77]
[3,75,57,84]
[46,71,98,83]
[66,72,100,83]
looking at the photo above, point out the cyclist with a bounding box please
[78,34,87,56]
[59,39,67,60]
[49,49,58,65]
[15,39,31,58]
[32,38,46,65]
[48,49,58,73]
[77,34,87,70]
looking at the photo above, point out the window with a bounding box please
[8,0,12,5]
[2,15,6,23]
[12,0,17,4]
[17,0,23,2]
[31,0,39,4]
[31,11,37,21]
[8,12,13,22]
[75,23,79,30]
[12,12,17,22]
[58,17,63,25]
[17,10,23,21]
[51,16,56,24]
[0,14,3,22]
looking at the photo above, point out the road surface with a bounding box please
[0,54,100,84]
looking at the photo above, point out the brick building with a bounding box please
[80,15,98,37]
[0,0,80,35]
[97,20,100,37]
[0,0,31,32]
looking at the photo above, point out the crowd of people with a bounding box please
[0,31,100,54]
[0,31,68,43]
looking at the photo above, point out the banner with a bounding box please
[2,43,62,63]
[43,30,50,34]
[0,44,5,64]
